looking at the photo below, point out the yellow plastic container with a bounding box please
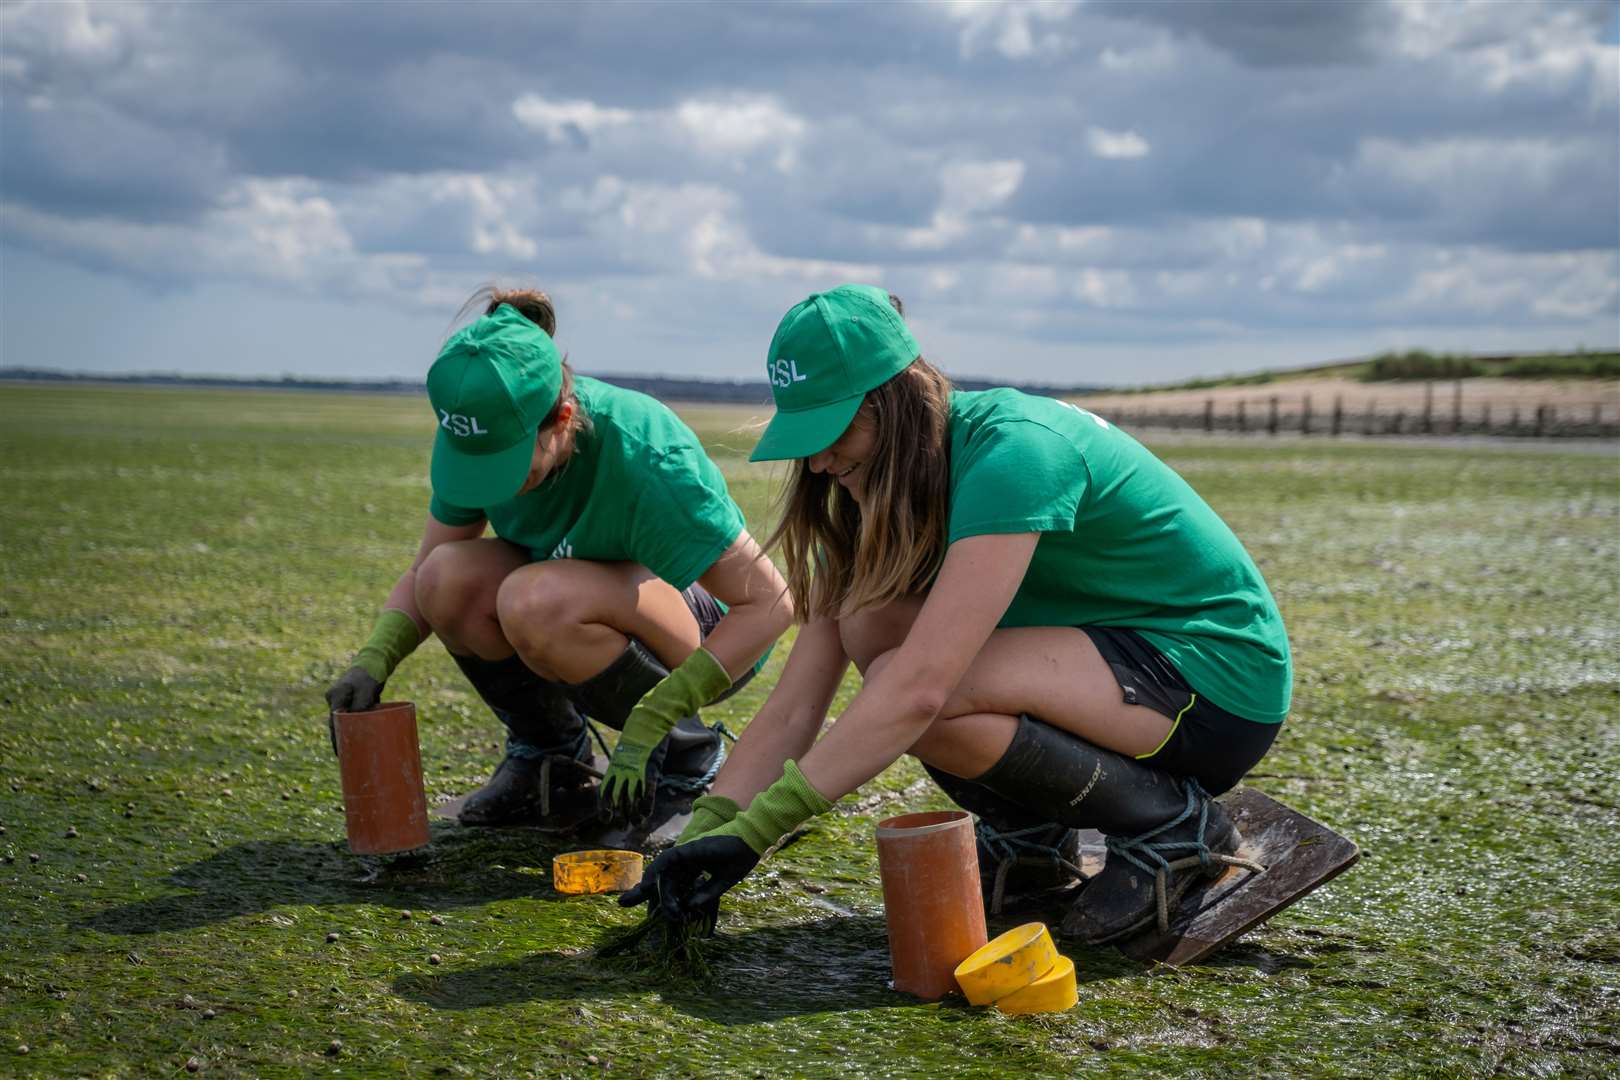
[995,954,1078,1014]
[552,849,644,895]
[953,922,1058,1006]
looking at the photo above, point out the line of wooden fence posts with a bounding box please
[1102,380,1619,439]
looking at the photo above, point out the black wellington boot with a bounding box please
[971,715,1253,945]
[450,653,601,828]
[922,763,1085,917]
[567,639,724,851]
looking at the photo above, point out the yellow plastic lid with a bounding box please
[995,954,1078,1014]
[953,922,1058,1006]
[552,849,644,895]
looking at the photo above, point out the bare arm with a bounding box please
[381,513,487,636]
[797,532,1040,801]
[708,616,849,806]
[694,531,795,681]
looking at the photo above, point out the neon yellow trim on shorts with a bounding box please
[1135,693,1196,760]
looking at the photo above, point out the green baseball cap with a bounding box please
[427,304,562,507]
[749,284,920,462]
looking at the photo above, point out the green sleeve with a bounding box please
[948,420,1089,543]
[627,446,745,590]
[429,493,486,527]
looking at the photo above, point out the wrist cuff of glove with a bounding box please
[679,646,733,705]
[730,760,833,856]
[352,609,421,684]
[677,793,742,845]
[620,646,733,747]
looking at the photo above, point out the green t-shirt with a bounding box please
[429,377,745,592]
[948,389,1292,723]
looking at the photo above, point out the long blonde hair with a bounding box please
[766,357,953,620]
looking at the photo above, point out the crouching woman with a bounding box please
[325,288,792,846]
[627,284,1291,942]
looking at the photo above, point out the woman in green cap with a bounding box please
[625,283,1291,943]
[324,287,791,847]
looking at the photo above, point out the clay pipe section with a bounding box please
[333,701,432,855]
[875,810,989,1000]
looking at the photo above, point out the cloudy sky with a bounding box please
[1,0,1616,386]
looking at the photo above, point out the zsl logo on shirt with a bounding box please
[439,410,488,438]
[768,357,808,388]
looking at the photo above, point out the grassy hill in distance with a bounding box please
[1107,348,1620,395]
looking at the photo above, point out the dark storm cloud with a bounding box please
[1092,0,1396,67]
[0,100,230,221]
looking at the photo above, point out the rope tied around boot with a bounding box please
[657,721,733,794]
[1102,780,1268,937]
[507,729,603,819]
[977,822,1088,916]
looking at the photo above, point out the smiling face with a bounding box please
[806,408,878,496]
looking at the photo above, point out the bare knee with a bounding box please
[839,597,924,673]
[495,564,587,657]
[907,713,980,774]
[416,544,496,632]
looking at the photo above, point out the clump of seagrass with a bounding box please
[595,909,714,979]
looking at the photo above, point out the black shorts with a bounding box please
[681,583,757,703]
[1081,626,1280,796]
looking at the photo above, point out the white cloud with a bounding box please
[895,158,1025,251]
[944,0,1080,60]
[1,0,131,70]
[0,179,455,303]
[511,93,634,144]
[1355,135,1575,190]
[1087,126,1151,159]
[1286,244,1389,294]
[558,177,877,283]
[428,175,538,260]
[1075,267,1136,307]
[1406,249,1618,321]
[1388,0,1619,112]
[941,159,1026,214]
[674,96,806,170]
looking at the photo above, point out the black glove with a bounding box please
[620,834,761,932]
[324,666,383,754]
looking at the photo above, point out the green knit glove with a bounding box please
[713,760,834,856]
[352,609,422,684]
[325,609,421,753]
[675,793,741,845]
[600,647,732,809]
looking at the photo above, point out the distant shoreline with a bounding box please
[0,367,1105,403]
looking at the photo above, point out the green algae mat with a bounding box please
[2,384,1616,1078]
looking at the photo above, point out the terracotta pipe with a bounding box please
[875,810,988,1000]
[333,701,431,855]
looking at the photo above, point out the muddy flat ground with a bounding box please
[2,386,1616,1077]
